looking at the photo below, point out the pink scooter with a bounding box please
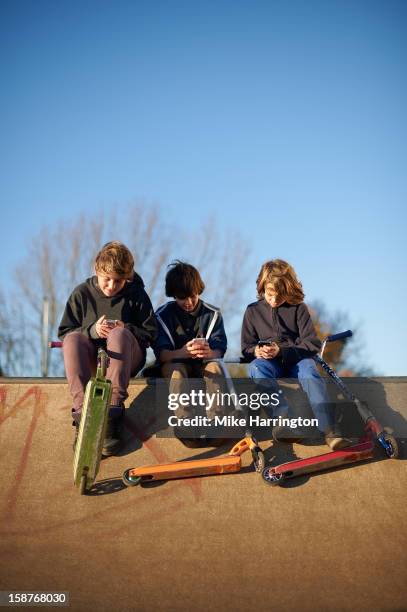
[262,330,399,486]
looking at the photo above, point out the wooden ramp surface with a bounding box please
[0,378,406,612]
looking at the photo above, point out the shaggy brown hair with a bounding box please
[256,259,304,304]
[94,241,134,279]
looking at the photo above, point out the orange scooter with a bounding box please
[122,360,265,486]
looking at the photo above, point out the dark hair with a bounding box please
[165,261,205,298]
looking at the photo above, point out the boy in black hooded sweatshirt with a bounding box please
[241,259,351,450]
[58,241,157,455]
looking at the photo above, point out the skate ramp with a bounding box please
[0,377,406,612]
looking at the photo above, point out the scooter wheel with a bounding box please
[122,469,142,487]
[251,447,266,473]
[262,467,285,486]
[382,433,399,459]
[99,350,109,378]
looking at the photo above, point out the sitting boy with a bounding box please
[58,241,158,455]
[153,261,228,445]
[242,258,351,449]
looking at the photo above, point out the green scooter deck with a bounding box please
[73,356,112,494]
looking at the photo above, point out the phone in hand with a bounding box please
[258,340,278,348]
[192,337,206,344]
[105,319,117,328]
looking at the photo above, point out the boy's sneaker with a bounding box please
[102,406,125,457]
[325,435,353,451]
[272,425,308,444]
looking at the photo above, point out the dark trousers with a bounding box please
[63,328,144,417]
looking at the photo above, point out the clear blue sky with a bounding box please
[1,0,406,374]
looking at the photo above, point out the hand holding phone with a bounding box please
[256,340,280,359]
[258,340,278,347]
[187,337,210,359]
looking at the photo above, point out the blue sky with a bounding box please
[1,0,406,374]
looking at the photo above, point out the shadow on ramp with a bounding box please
[87,478,127,496]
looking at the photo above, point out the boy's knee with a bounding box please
[107,326,133,342]
[203,361,223,376]
[63,331,88,347]
[250,358,277,379]
[297,358,319,379]
[249,359,263,378]
[162,363,188,379]
[107,327,142,354]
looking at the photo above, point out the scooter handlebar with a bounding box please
[326,330,352,343]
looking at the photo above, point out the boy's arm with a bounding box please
[153,312,195,363]
[152,314,178,362]
[241,308,258,361]
[207,312,227,358]
[159,347,190,363]
[279,304,322,367]
[58,292,98,340]
[124,290,158,349]
[154,336,190,364]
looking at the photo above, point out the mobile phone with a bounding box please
[193,337,206,344]
[105,319,117,327]
[258,340,278,347]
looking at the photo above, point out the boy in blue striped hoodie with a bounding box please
[153,261,228,446]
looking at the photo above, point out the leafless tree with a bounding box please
[12,202,253,375]
[8,203,373,377]
[0,290,32,376]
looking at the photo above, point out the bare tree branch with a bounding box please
[11,203,252,375]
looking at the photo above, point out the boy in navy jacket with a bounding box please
[153,261,227,445]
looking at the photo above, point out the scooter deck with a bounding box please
[127,455,242,482]
[73,375,112,492]
[266,439,374,482]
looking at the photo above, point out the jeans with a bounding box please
[249,357,334,433]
